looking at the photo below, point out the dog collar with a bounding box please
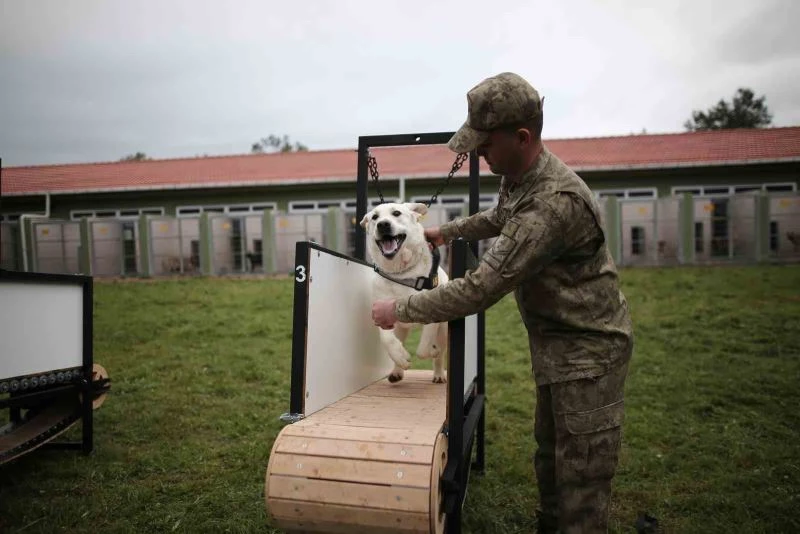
[373,246,440,291]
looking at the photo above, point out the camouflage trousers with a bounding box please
[533,363,628,534]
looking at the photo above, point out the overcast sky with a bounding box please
[1,0,799,167]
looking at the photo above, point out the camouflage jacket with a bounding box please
[395,147,633,385]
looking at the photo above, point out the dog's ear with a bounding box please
[360,210,373,229]
[405,202,428,220]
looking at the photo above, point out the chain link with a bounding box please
[367,152,385,204]
[427,152,468,207]
[367,150,469,207]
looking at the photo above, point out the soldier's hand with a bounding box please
[424,226,445,248]
[372,299,398,330]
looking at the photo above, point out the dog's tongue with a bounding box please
[380,237,399,255]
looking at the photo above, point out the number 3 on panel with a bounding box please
[295,265,306,283]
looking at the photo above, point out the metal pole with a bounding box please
[445,240,466,533]
[468,151,480,256]
[467,148,486,472]
[82,275,94,454]
[356,140,369,261]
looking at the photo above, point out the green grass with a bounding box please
[1,264,799,533]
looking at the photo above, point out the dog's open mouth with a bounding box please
[376,234,406,258]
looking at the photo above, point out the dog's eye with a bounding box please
[392,210,401,217]
[371,214,378,220]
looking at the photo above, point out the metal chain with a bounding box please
[367,152,385,204]
[427,152,468,207]
[367,150,469,207]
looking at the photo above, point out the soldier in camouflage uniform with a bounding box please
[371,72,634,534]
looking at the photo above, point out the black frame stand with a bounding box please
[355,133,486,534]
[0,270,102,462]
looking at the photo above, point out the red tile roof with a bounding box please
[3,127,800,196]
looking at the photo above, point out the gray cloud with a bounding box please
[716,0,800,65]
[1,0,798,166]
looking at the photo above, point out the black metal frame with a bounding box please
[288,242,310,417]
[0,268,96,458]
[355,133,486,534]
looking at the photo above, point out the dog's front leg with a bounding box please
[380,325,410,383]
[432,321,448,383]
[416,322,443,361]
[432,354,447,384]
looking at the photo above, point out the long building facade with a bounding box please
[1,127,799,277]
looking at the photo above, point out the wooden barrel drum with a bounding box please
[266,370,449,533]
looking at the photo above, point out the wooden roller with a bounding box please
[266,370,449,534]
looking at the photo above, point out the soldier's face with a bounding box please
[476,130,525,177]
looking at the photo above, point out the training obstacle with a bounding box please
[267,369,449,533]
[0,269,111,465]
[265,240,484,534]
[264,132,486,534]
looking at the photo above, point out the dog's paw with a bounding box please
[432,371,447,384]
[387,344,411,369]
[388,367,405,383]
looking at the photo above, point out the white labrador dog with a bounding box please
[361,202,448,384]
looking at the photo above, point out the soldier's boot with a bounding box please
[536,510,560,534]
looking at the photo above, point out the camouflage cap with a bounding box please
[448,72,544,153]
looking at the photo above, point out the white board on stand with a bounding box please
[464,313,478,396]
[303,248,395,417]
[0,280,84,380]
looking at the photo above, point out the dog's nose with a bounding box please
[377,221,391,233]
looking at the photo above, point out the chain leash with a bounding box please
[366,150,469,207]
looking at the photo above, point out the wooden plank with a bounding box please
[327,398,445,411]
[270,499,429,533]
[275,435,434,464]
[283,424,441,446]
[335,392,445,403]
[313,407,443,423]
[309,413,439,429]
[362,383,444,392]
[313,407,442,421]
[317,399,444,413]
[268,475,430,513]
[270,453,432,488]
[350,389,445,399]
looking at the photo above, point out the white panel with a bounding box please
[304,249,394,416]
[464,313,478,397]
[0,281,83,379]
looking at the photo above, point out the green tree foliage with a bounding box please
[251,134,308,153]
[684,88,773,131]
[120,152,150,162]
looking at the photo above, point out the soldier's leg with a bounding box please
[551,363,629,534]
[534,383,559,533]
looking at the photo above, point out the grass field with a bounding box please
[1,264,799,533]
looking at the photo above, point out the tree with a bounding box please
[120,152,150,162]
[251,134,308,153]
[684,88,773,131]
